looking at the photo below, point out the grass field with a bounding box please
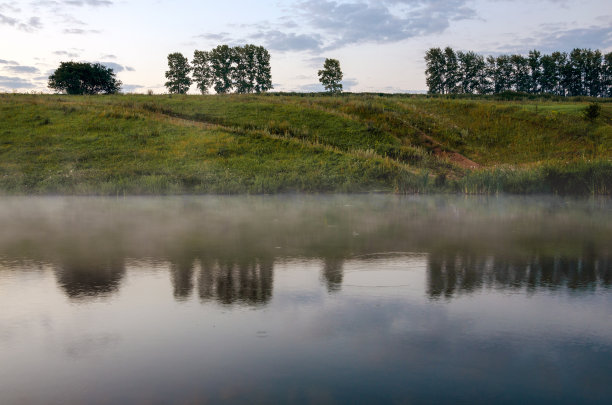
[1,93,611,195]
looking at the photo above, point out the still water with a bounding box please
[0,196,611,404]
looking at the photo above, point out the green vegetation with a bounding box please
[48,62,122,95]
[0,93,610,195]
[425,47,611,97]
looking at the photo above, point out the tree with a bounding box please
[604,52,612,97]
[254,45,273,93]
[232,45,255,94]
[165,52,192,94]
[443,47,460,93]
[510,54,530,92]
[48,62,121,94]
[457,51,485,94]
[527,50,542,93]
[192,50,212,94]
[209,45,234,94]
[318,58,343,94]
[425,47,446,94]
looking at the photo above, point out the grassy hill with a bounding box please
[1,93,611,195]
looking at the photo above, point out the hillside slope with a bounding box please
[1,93,611,195]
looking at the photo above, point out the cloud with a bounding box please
[96,61,134,73]
[54,50,80,58]
[1,12,43,31]
[0,12,18,25]
[121,84,143,93]
[488,22,612,54]
[100,54,116,59]
[0,3,21,13]
[63,28,100,34]
[197,0,477,53]
[0,75,35,89]
[63,0,113,6]
[530,24,612,53]
[297,0,476,50]
[2,65,39,74]
[342,78,358,91]
[0,59,18,65]
[251,30,323,52]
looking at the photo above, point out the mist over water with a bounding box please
[0,196,611,404]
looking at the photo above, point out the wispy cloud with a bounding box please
[0,75,35,89]
[2,65,39,74]
[63,27,100,34]
[54,50,80,58]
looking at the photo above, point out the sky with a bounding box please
[0,0,610,93]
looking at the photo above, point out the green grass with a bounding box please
[0,93,610,195]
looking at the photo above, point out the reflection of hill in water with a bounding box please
[427,251,611,299]
[1,196,611,304]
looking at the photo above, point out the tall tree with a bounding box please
[443,47,460,94]
[425,47,446,94]
[493,55,513,93]
[232,45,254,94]
[527,50,541,93]
[165,52,192,94]
[565,49,586,96]
[510,54,530,92]
[192,50,212,94]
[318,58,343,94]
[254,46,273,93]
[603,52,612,97]
[584,49,603,97]
[551,51,568,96]
[48,62,121,94]
[457,51,484,94]
[539,54,558,95]
[209,45,234,94]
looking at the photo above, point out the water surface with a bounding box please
[0,196,611,404]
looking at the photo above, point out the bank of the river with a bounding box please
[1,93,611,195]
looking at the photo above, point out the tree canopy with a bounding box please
[425,47,612,97]
[165,53,192,94]
[318,58,343,94]
[191,44,273,94]
[48,62,122,95]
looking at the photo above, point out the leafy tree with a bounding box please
[604,52,612,97]
[510,54,530,92]
[232,45,255,94]
[425,47,446,94]
[458,51,485,94]
[443,47,460,93]
[584,49,603,97]
[527,50,541,93]
[254,45,273,93]
[48,62,121,94]
[539,54,557,94]
[209,45,234,94]
[551,51,568,96]
[318,58,343,94]
[165,52,192,94]
[192,50,212,94]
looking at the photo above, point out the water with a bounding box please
[0,196,610,404]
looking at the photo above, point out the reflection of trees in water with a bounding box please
[427,251,611,299]
[170,256,196,301]
[55,257,125,300]
[198,257,273,306]
[167,255,274,306]
[322,257,344,292]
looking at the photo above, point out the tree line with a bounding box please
[165,44,273,94]
[425,47,612,97]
